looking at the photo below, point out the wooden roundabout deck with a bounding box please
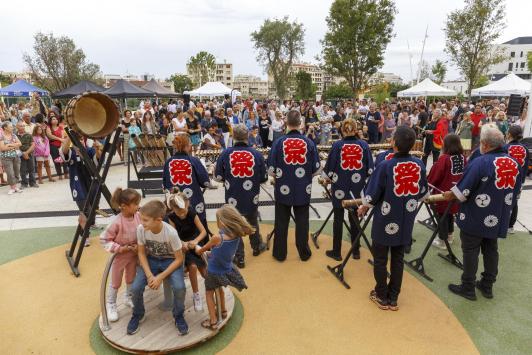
[99,278,235,354]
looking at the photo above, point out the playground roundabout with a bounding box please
[0,223,479,355]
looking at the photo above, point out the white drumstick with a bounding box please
[350,191,366,221]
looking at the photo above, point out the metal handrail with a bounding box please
[99,245,222,331]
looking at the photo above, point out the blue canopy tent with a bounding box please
[0,79,49,97]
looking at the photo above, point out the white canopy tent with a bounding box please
[397,78,457,97]
[471,72,531,96]
[187,82,242,97]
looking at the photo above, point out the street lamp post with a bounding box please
[417,24,429,85]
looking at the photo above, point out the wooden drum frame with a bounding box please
[65,92,120,139]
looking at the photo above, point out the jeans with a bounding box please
[460,231,498,291]
[368,131,379,144]
[320,130,331,145]
[331,207,360,256]
[236,210,264,259]
[372,241,405,301]
[131,256,186,320]
[20,153,36,186]
[273,202,311,262]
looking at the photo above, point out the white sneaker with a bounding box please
[91,223,104,230]
[447,233,454,245]
[431,238,447,250]
[14,187,23,193]
[508,228,515,234]
[7,189,15,195]
[193,293,203,313]
[84,238,91,247]
[124,293,134,308]
[107,302,119,322]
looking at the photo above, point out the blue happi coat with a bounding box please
[362,153,429,246]
[268,130,321,206]
[468,147,481,163]
[452,148,522,239]
[323,136,374,208]
[163,152,210,220]
[61,147,97,201]
[503,141,530,184]
[374,148,394,167]
[214,143,268,216]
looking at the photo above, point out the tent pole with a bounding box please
[524,81,532,138]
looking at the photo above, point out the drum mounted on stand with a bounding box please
[65,92,120,139]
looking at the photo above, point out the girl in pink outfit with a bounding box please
[32,125,54,183]
[100,188,142,322]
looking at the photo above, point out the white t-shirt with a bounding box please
[137,223,182,258]
[204,133,218,148]
[345,107,353,117]
[410,114,419,125]
[271,119,284,132]
[172,118,187,134]
[358,105,369,114]
[168,104,177,113]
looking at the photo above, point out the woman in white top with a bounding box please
[271,112,285,141]
[410,108,420,126]
[172,108,188,135]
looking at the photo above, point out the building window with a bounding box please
[510,52,515,57]
[521,51,523,57]
[521,62,526,68]
[227,77,230,80]
[226,65,230,69]
[508,63,513,71]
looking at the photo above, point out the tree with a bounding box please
[474,74,489,88]
[187,51,216,88]
[527,51,532,73]
[317,0,397,101]
[323,81,353,99]
[417,60,431,82]
[251,16,305,102]
[387,82,410,97]
[22,31,103,93]
[293,70,316,99]
[166,74,194,93]
[0,74,12,88]
[431,60,448,84]
[444,0,508,101]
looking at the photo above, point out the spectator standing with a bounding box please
[15,122,38,189]
[30,91,49,118]
[319,105,334,145]
[141,111,159,134]
[333,107,346,124]
[16,101,28,122]
[470,104,486,151]
[496,111,508,137]
[216,109,232,147]
[46,112,68,180]
[399,110,413,127]
[514,111,527,131]
[383,112,396,141]
[32,125,54,183]
[421,109,444,166]
[271,112,285,141]
[366,103,382,144]
[186,109,201,155]
[456,112,474,157]
[0,121,22,194]
[258,109,271,148]
[200,111,215,134]
[358,99,369,116]
[21,112,35,135]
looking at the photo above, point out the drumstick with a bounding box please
[428,183,444,193]
[350,191,366,221]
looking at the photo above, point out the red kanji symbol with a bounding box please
[508,145,526,166]
[393,162,421,196]
[340,144,363,170]
[494,156,519,189]
[230,151,255,177]
[283,138,307,165]
[385,153,394,160]
[169,159,192,185]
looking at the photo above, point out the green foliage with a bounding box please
[317,0,397,100]
[474,74,489,88]
[166,74,194,93]
[322,81,353,99]
[387,82,410,97]
[0,74,12,88]
[22,31,103,93]
[444,0,508,100]
[293,70,315,99]
[418,60,431,81]
[251,16,305,102]
[527,51,532,73]
[188,51,217,88]
[431,60,448,84]
[365,86,389,103]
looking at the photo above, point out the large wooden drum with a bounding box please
[65,92,120,139]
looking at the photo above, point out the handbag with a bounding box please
[54,156,63,163]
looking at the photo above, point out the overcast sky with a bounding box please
[0,0,529,85]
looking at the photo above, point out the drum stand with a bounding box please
[328,208,388,290]
[403,200,463,282]
[66,128,121,277]
[310,184,351,249]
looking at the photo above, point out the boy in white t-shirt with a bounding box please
[127,200,189,336]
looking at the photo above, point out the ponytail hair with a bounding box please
[166,187,189,212]
[110,188,141,211]
[216,205,255,238]
[173,133,191,152]
[507,124,523,141]
[341,118,357,135]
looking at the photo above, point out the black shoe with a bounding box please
[352,249,360,260]
[234,257,245,269]
[253,242,267,257]
[448,284,477,301]
[388,299,399,311]
[475,281,493,299]
[326,250,342,261]
[405,245,411,254]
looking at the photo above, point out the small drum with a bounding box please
[386,138,391,144]
[414,140,422,151]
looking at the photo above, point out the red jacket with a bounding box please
[470,113,485,136]
[428,153,467,214]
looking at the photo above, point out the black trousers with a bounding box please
[509,203,518,228]
[372,241,405,301]
[422,142,440,167]
[235,210,263,259]
[49,144,68,176]
[331,207,360,256]
[460,230,498,291]
[437,213,455,240]
[273,202,311,262]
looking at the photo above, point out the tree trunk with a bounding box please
[467,83,473,102]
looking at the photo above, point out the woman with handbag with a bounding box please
[46,112,69,180]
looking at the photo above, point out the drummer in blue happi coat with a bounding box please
[268,110,321,262]
[214,124,268,269]
[357,126,429,311]
[322,118,374,261]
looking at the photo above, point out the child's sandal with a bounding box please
[201,320,218,331]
